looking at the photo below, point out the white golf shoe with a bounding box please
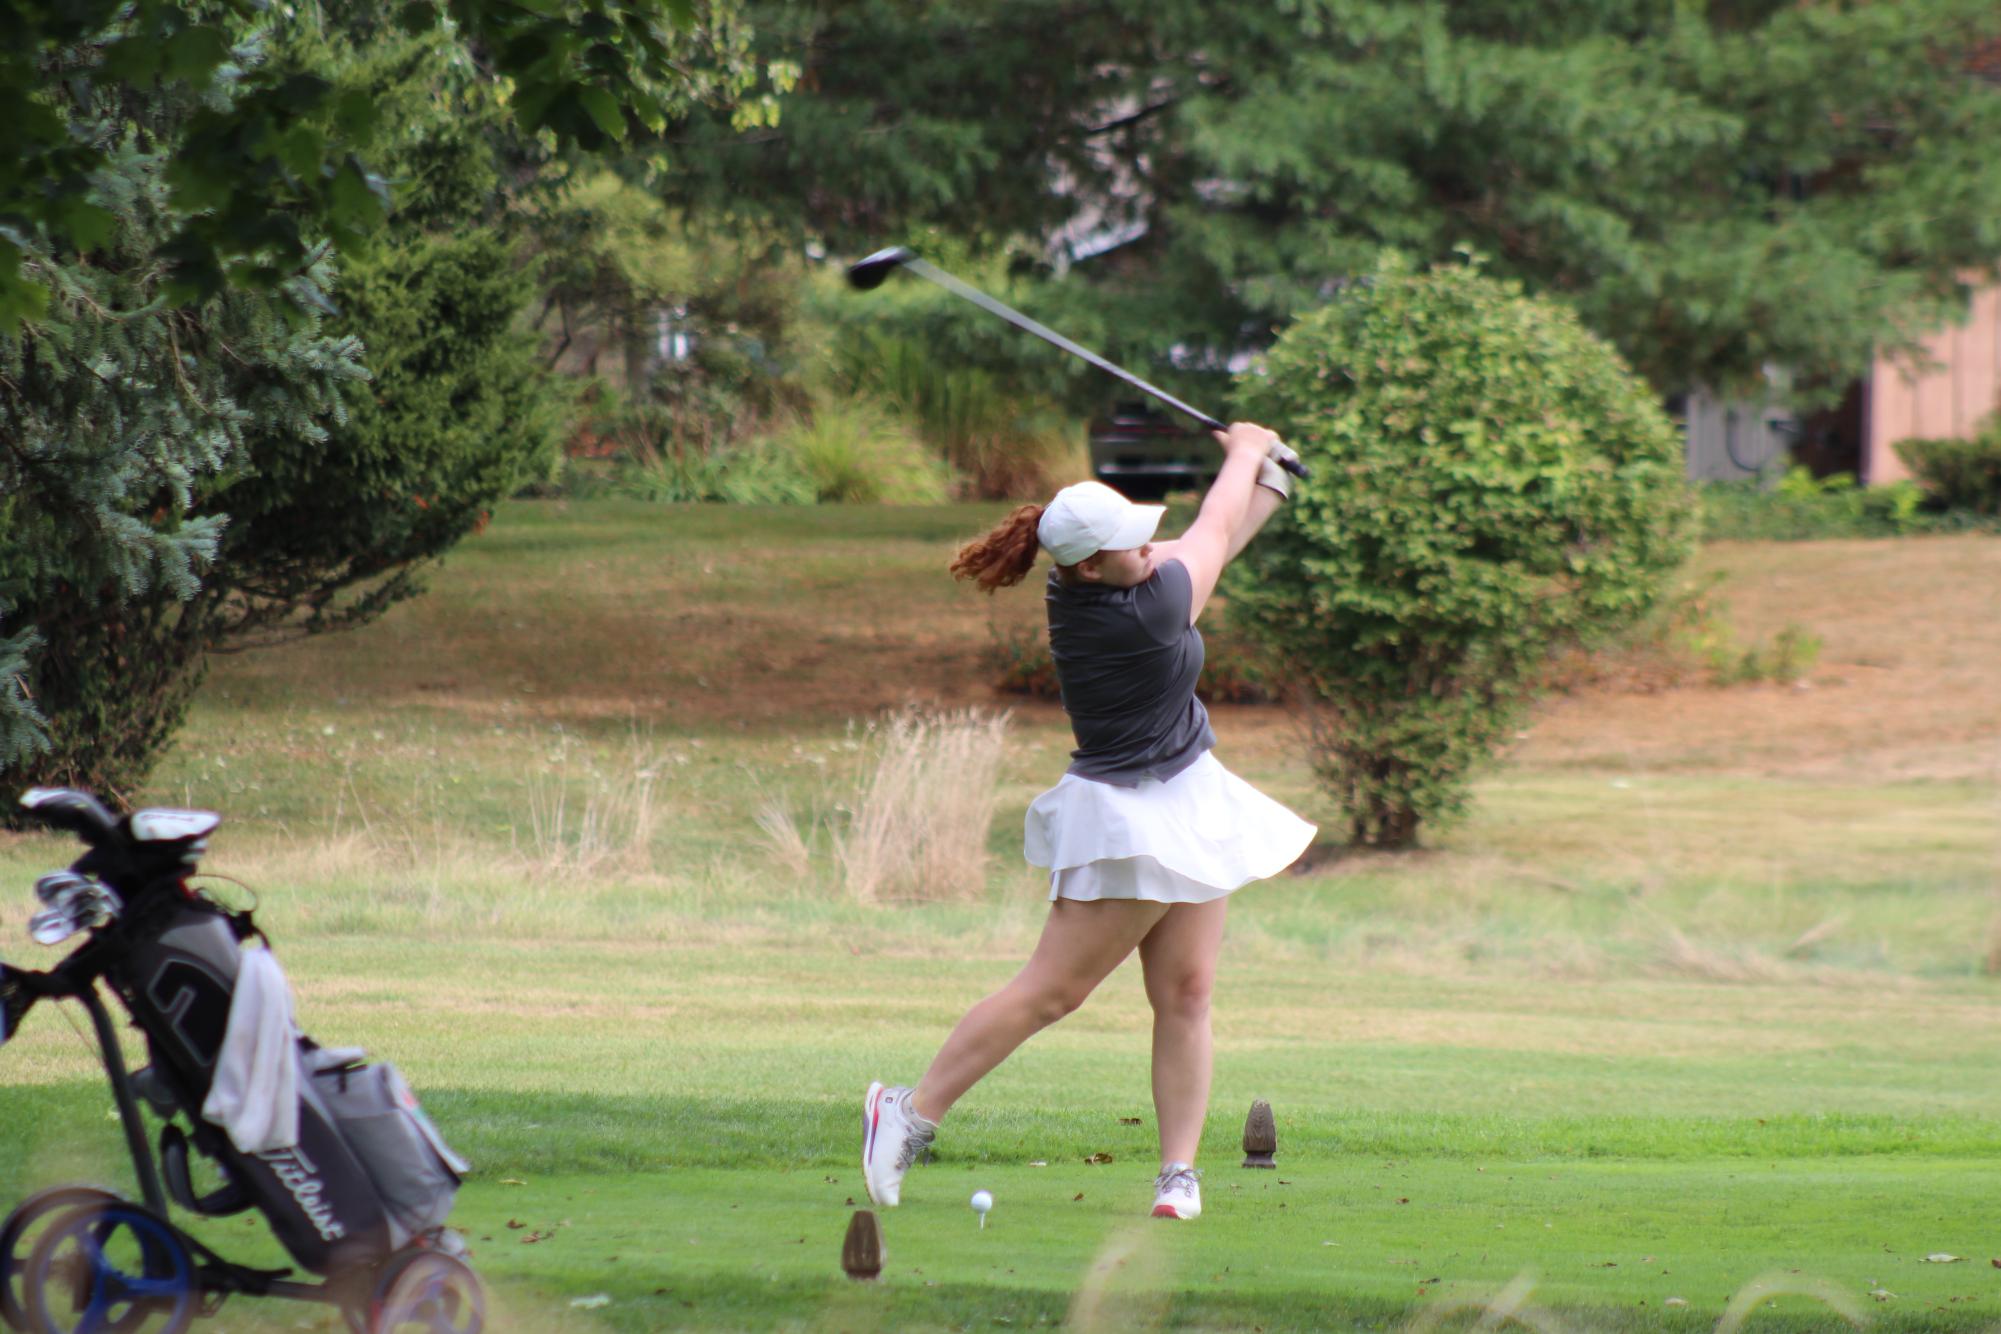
[861,1081,935,1207]
[1151,1162,1202,1219]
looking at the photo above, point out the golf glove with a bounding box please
[1256,455,1292,500]
[1267,437,1301,467]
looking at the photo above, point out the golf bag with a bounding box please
[121,901,467,1275]
[9,789,467,1280]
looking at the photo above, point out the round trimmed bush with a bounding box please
[1227,257,1697,847]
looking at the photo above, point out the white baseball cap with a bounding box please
[1037,481,1165,566]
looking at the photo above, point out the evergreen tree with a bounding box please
[0,65,365,793]
[2,3,765,800]
[191,27,571,652]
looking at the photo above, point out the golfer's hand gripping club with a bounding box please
[847,245,1310,481]
[1213,423,1293,499]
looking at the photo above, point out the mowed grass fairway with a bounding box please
[3,501,2000,1331]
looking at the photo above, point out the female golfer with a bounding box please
[862,421,1315,1220]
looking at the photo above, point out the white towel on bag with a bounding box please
[202,947,301,1153]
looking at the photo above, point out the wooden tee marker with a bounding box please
[1242,1098,1277,1168]
[842,1210,884,1280]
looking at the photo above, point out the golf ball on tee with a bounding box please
[970,1190,993,1214]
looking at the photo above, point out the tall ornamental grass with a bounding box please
[835,707,1010,902]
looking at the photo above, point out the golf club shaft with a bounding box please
[902,259,1222,431]
[899,258,1309,479]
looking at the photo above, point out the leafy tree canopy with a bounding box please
[0,0,785,331]
[672,0,2001,401]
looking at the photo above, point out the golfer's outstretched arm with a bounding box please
[1154,422,1278,622]
[1223,484,1284,563]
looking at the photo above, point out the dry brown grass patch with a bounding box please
[834,705,1010,902]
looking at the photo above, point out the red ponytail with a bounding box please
[950,504,1045,593]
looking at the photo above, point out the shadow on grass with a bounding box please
[537,1270,1930,1333]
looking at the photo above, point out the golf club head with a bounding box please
[29,903,84,947]
[28,881,120,946]
[34,870,91,905]
[846,246,916,292]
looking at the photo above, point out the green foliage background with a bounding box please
[670,0,2001,405]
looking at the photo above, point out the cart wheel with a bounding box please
[1,1190,120,1333]
[367,1250,483,1334]
[19,1201,194,1334]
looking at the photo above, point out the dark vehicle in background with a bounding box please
[1087,401,1221,499]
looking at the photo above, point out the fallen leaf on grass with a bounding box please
[1118,1117,1141,1126]
[1073,1193,1084,1202]
[1665,1298,1688,1308]
[1871,1289,1896,1301]
[569,1295,610,1310]
[499,1178,526,1186]
[1083,1152,1114,1165]
[522,1231,552,1244]
[505,1219,525,1230]
[1028,1161,1047,1168]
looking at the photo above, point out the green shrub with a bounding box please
[583,389,815,505]
[1696,467,1935,540]
[809,257,1090,498]
[771,394,951,504]
[1721,623,1822,686]
[1226,256,1697,848]
[832,328,1086,498]
[1895,417,2001,516]
[614,440,817,506]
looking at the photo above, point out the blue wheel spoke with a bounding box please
[36,1209,195,1333]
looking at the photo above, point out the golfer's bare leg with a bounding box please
[1138,898,1229,1166]
[910,898,1168,1123]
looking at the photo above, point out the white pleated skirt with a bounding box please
[1024,751,1317,904]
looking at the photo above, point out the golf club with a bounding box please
[846,246,1310,481]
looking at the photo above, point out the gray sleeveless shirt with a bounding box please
[1044,558,1215,785]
